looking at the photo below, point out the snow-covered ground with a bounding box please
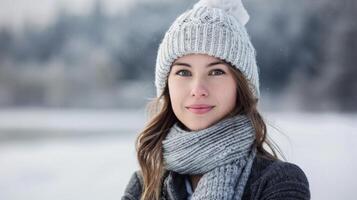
[0,109,356,200]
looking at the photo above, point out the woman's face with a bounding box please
[168,54,237,131]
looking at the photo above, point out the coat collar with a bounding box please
[163,171,188,200]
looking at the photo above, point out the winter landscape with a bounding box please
[0,0,356,200]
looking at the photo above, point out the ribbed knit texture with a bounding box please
[155,6,260,98]
[162,115,257,200]
[122,156,311,200]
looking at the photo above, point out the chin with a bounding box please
[179,114,220,131]
[186,122,212,131]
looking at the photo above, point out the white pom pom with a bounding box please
[193,0,250,26]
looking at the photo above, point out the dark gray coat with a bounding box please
[122,154,310,200]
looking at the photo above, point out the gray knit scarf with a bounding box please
[162,115,257,200]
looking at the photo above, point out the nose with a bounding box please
[190,80,208,97]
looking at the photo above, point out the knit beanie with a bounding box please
[155,0,260,98]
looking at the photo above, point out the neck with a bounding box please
[189,175,202,191]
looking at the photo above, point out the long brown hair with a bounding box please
[136,63,285,200]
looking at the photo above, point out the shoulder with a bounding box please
[245,155,311,200]
[254,155,310,184]
[122,171,143,200]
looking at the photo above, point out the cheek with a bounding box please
[229,92,237,108]
[221,90,236,105]
[217,81,237,108]
[168,79,183,109]
[168,77,188,96]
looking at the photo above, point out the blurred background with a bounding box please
[0,0,356,199]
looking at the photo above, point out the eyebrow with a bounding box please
[172,61,228,68]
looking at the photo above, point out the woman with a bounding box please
[122,0,310,199]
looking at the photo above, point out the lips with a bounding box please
[186,104,214,114]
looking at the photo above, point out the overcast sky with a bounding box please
[0,0,136,30]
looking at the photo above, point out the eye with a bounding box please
[176,70,191,76]
[209,69,225,76]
